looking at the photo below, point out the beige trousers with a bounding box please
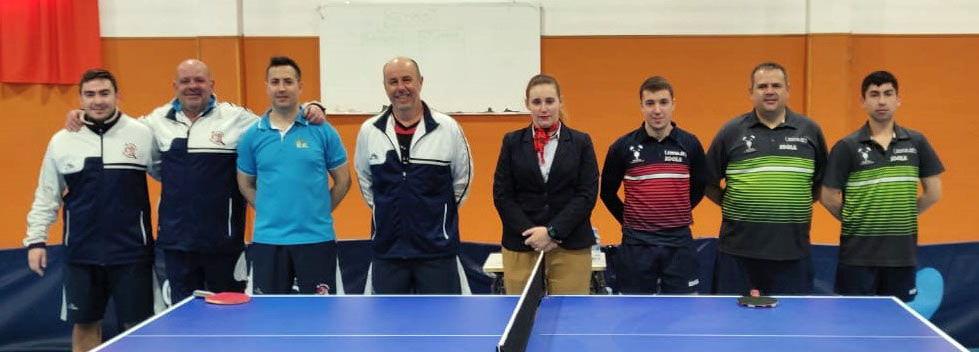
[501,246,591,295]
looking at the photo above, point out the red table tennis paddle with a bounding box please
[738,289,777,308]
[193,290,251,305]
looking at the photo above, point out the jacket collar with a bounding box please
[165,94,217,122]
[83,109,122,135]
[630,121,680,143]
[257,109,308,131]
[744,108,802,129]
[521,121,570,143]
[373,101,439,133]
[856,121,911,143]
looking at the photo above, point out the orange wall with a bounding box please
[1,35,975,249]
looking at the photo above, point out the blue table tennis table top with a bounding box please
[93,295,967,352]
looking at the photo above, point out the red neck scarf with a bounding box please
[532,121,561,165]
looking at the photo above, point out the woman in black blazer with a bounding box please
[492,74,599,294]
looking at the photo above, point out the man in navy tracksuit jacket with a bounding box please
[355,57,473,294]
[142,60,257,302]
[26,69,158,352]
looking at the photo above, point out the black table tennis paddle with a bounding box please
[738,289,777,308]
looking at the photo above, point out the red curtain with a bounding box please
[0,0,101,84]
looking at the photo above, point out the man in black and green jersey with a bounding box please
[705,62,828,295]
[820,70,943,302]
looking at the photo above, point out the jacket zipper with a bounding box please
[99,127,105,262]
[182,119,193,229]
[381,119,434,179]
[408,126,434,161]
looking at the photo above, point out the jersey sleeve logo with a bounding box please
[210,130,226,146]
[123,143,137,159]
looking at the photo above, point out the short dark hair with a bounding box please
[79,69,118,94]
[750,62,788,88]
[861,70,899,97]
[267,56,301,80]
[639,76,674,100]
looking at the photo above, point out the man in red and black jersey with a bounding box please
[600,76,707,294]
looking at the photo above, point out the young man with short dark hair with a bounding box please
[26,69,159,351]
[820,70,943,301]
[601,76,707,294]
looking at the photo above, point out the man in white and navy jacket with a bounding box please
[141,60,259,303]
[26,69,159,352]
[355,57,473,294]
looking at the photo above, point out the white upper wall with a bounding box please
[541,0,809,35]
[99,0,240,37]
[99,0,979,37]
[845,0,979,34]
[241,0,319,36]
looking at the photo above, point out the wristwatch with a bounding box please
[546,226,558,240]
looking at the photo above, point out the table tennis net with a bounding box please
[496,251,546,352]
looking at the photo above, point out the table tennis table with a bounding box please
[93,294,966,351]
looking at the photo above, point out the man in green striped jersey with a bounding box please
[820,70,943,301]
[706,62,828,295]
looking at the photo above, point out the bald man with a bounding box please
[354,57,473,294]
[65,59,327,303]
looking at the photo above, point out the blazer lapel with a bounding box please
[520,126,546,187]
[546,124,573,186]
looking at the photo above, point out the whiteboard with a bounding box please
[318,1,541,114]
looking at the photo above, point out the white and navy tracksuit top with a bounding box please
[143,97,257,254]
[25,112,158,265]
[354,103,473,259]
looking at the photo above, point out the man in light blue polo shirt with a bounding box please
[237,56,351,295]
